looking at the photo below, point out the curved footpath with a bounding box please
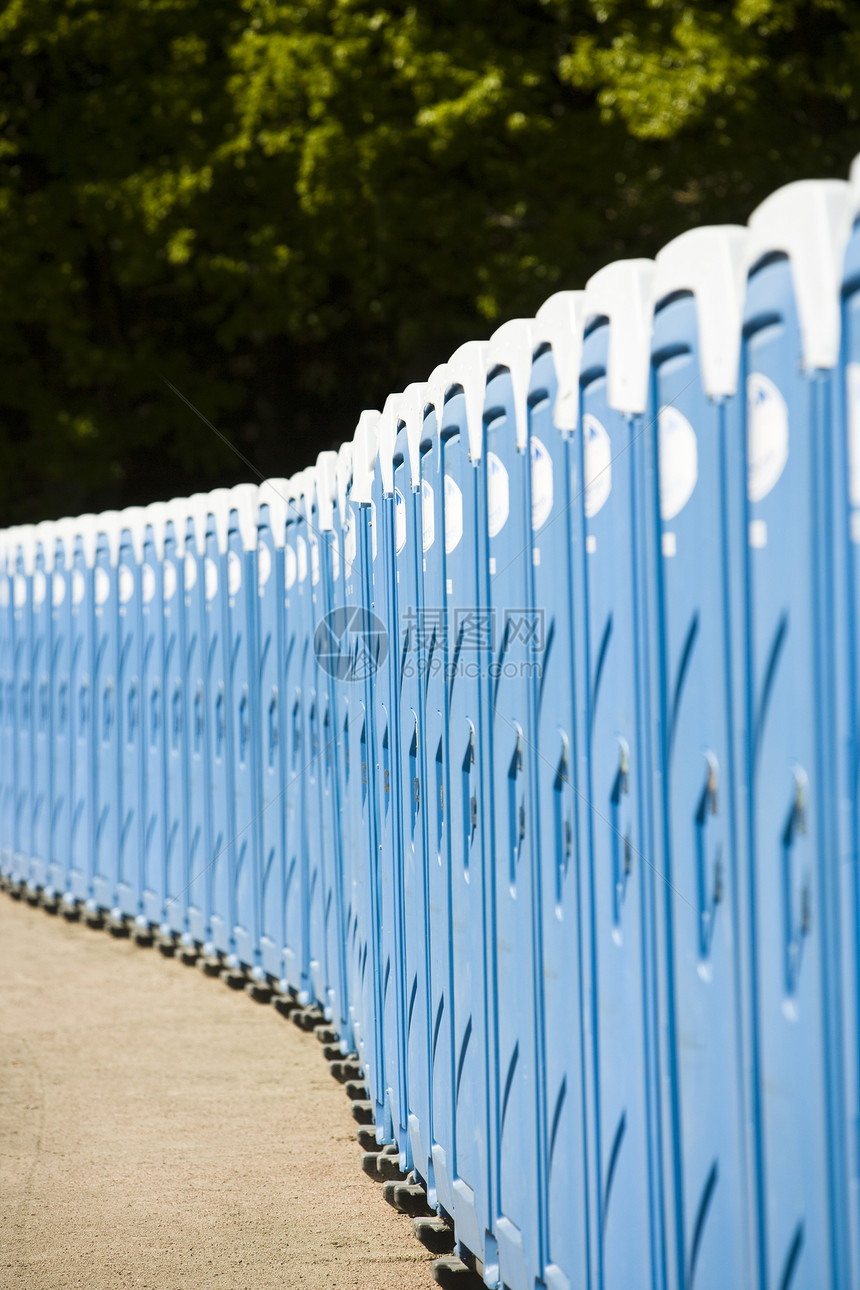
[0,894,435,1289]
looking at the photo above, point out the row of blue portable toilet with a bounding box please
[3,157,860,1290]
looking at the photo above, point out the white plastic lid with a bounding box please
[95,510,124,567]
[376,392,402,496]
[257,478,292,547]
[424,363,449,443]
[534,291,586,431]
[336,442,354,518]
[188,493,213,558]
[653,226,748,397]
[487,318,535,451]
[315,453,338,531]
[584,259,655,414]
[143,501,171,562]
[352,410,381,505]
[52,518,77,569]
[297,468,317,524]
[119,506,149,564]
[163,498,191,559]
[397,382,427,488]
[14,524,38,576]
[851,152,860,218]
[747,179,852,371]
[34,519,57,572]
[76,513,100,568]
[229,483,259,552]
[206,488,234,556]
[444,340,488,461]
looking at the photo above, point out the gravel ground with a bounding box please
[0,893,435,1290]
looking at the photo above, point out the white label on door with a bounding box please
[13,574,27,608]
[227,550,242,597]
[658,405,698,520]
[162,559,177,602]
[583,413,612,517]
[847,362,860,506]
[94,566,111,606]
[141,563,156,605]
[311,536,320,585]
[330,531,340,582]
[51,572,65,607]
[530,436,553,530]
[284,543,297,591]
[204,556,218,601]
[33,570,46,607]
[119,564,135,603]
[394,488,407,554]
[444,474,463,553]
[487,451,510,537]
[747,372,789,502]
[183,553,197,593]
[422,479,435,552]
[72,568,87,606]
[297,535,308,583]
[0,577,8,608]
[257,541,271,591]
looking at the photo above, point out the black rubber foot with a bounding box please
[245,980,273,1004]
[314,1024,338,1045]
[351,1099,375,1125]
[178,946,199,966]
[220,967,247,990]
[292,1007,322,1032]
[361,1152,382,1182]
[345,1078,367,1101]
[157,937,177,957]
[40,893,59,915]
[356,1126,381,1152]
[272,994,297,1018]
[62,903,81,922]
[25,889,41,906]
[377,1153,404,1182]
[330,1059,362,1084]
[197,955,222,977]
[84,909,105,929]
[107,918,131,938]
[9,883,24,901]
[383,1180,432,1218]
[323,1043,342,1062]
[432,1255,481,1288]
[133,927,155,947]
[414,1217,455,1256]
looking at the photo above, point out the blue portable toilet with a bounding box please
[182,493,219,947]
[112,507,146,923]
[46,519,76,902]
[837,154,860,1286]
[280,468,312,1000]
[27,521,55,896]
[227,484,262,973]
[373,391,413,1165]
[742,179,854,1290]
[90,511,123,915]
[480,316,548,1290]
[576,260,666,1290]
[137,502,170,931]
[297,464,337,1011]
[10,526,36,888]
[344,412,389,1129]
[0,532,13,876]
[255,477,292,980]
[389,381,438,1191]
[416,362,460,1217]
[527,290,593,1290]
[312,450,352,1035]
[156,499,192,941]
[432,340,499,1279]
[648,226,754,1290]
[64,515,98,912]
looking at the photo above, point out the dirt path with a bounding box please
[0,894,435,1290]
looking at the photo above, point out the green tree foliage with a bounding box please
[0,0,858,520]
